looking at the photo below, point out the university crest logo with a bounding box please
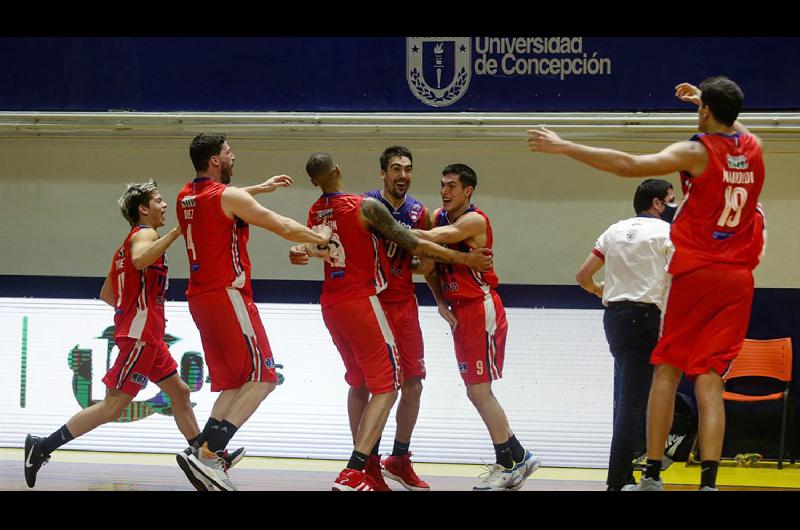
[407,37,471,107]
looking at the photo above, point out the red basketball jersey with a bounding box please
[108,225,168,343]
[177,178,252,298]
[307,193,388,308]
[434,205,500,303]
[669,133,766,275]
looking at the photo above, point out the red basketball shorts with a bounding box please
[450,290,508,385]
[103,338,178,397]
[651,263,755,379]
[380,295,426,381]
[188,287,277,391]
[322,295,402,394]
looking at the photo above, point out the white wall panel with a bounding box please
[0,298,614,468]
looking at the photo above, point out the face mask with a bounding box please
[660,203,678,224]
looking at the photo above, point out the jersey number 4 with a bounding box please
[185,224,197,260]
[717,186,748,228]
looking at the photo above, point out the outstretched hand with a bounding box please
[526,127,569,153]
[261,174,294,193]
[675,82,702,106]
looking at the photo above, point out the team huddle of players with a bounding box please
[24,76,765,492]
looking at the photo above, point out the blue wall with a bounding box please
[2,37,799,112]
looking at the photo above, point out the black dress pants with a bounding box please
[603,301,660,488]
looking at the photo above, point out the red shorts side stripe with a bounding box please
[483,293,501,381]
[380,296,426,380]
[226,288,265,384]
[322,296,402,394]
[452,290,507,385]
[117,340,145,389]
[369,296,400,390]
[188,288,277,391]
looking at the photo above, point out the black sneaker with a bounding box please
[24,434,50,488]
[177,447,213,491]
[221,446,246,471]
[177,446,247,490]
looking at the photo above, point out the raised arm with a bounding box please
[360,197,492,271]
[675,81,762,148]
[412,212,485,245]
[242,175,294,197]
[527,127,707,178]
[130,226,182,270]
[223,187,331,245]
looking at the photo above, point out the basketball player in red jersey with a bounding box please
[24,181,204,489]
[413,164,542,491]
[292,152,492,491]
[528,77,766,491]
[176,134,331,491]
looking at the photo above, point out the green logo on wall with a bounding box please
[65,325,284,423]
[68,326,205,423]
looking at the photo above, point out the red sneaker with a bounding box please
[332,468,378,491]
[381,452,430,491]
[364,455,392,491]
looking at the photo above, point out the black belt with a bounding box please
[607,301,658,310]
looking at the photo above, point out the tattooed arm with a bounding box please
[359,197,492,271]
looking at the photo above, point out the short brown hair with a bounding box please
[119,180,158,227]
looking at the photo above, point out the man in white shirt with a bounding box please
[575,179,675,491]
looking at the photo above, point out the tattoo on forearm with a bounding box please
[362,198,464,265]
[414,244,461,264]
[362,198,419,250]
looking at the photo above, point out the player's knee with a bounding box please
[465,386,480,406]
[102,396,130,422]
[401,379,423,401]
[465,384,490,406]
[372,388,398,406]
[168,381,192,407]
[349,385,371,402]
[258,381,277,401]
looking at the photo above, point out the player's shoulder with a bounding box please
[600,218,630,238]
[404,192,424,207]
[221,184,246,196]
[671,136,708,155]
[130,225,158,241]
[459,207,487,224]
[360,195,386,217]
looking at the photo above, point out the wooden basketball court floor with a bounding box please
[2,448,799,491]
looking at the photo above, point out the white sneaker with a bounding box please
[622,477,663,491]
[508,450,541,491]
[699,486,718,491]
[473,463,516,491]
[187,443,238,491]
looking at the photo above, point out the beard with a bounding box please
[388,187,405,200]
[220,163,233,184]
